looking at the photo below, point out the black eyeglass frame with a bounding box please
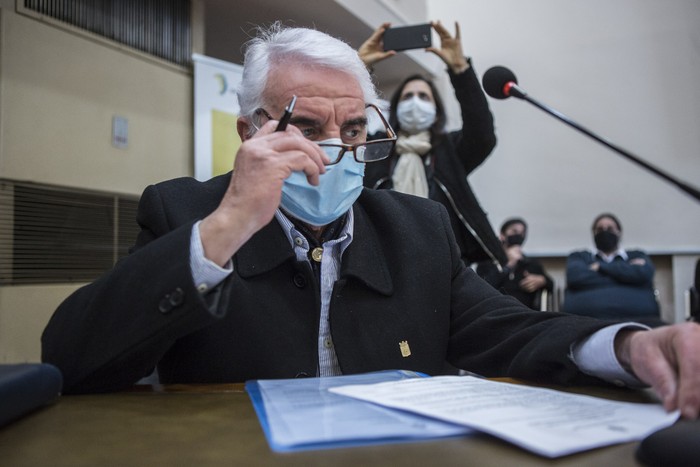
[253,103,397,166]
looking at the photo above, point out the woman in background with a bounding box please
[359,21,506,268]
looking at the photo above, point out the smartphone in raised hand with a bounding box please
[382,23,432,52]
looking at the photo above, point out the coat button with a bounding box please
[159,288,184,313]
[158,298,172,314]
[293,273,306,288]
[169,288,184,306]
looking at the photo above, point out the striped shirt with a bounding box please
[274,210,353,376]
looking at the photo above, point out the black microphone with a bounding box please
[481,66,700,203]
[482,66,527,99]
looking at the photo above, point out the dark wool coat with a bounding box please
[43,173,609,394]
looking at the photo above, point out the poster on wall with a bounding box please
[193,53,243,181]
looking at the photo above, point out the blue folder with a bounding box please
[0,363,63,428]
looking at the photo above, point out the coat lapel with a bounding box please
[234,220,295,278]
[340,203,394,296]
[234,203,394,297]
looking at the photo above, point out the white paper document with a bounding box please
[330,376,680,457]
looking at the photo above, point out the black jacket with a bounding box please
[477,255,554,310]
[42,174,609,394]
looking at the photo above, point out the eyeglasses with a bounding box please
[253,103,396,166]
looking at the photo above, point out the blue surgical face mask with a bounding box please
[280,138,365,226]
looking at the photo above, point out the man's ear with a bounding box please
[237,118,253,141]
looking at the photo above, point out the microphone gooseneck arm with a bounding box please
[483,66,700,203]
[517,91,700,203]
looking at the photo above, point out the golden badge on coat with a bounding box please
[399,340,411,357]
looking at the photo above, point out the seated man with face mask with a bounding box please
[563,213,663,325]
[40,23,700,422]
[360,21,507,269]
[477,217,553,310]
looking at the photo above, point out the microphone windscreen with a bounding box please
[482,66,518,99]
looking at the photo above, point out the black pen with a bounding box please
[275,95,297,131]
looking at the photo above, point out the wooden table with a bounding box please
[0,381,656,466]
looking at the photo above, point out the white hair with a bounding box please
[237,23,377,121]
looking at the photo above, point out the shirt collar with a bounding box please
[275,209,354,250]
[591,247,628,263]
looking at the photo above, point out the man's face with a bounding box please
[244,63,367,144]
[593,217,620,236]
[500,222,526,245]
[503,223,525,238]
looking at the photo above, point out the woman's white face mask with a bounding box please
[396,96,436,134]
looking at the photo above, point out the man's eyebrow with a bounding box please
[288,116,368,127]
[288,116,320,127]
[343,117,368,127]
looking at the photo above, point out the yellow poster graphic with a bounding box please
[211,109,241,176]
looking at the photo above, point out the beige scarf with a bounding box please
[391,131,432,198]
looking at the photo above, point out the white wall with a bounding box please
[426,0,700,255]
